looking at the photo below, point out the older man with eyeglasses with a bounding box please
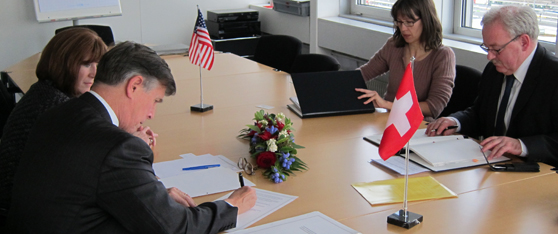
[426,5,558,167]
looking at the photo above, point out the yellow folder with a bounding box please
[352,176,457,206]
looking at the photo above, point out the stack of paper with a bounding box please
[154,153,255,197]
[229,211,360,234]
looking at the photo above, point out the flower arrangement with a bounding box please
[239,110,307,183]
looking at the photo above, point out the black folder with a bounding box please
[288,70,375,118]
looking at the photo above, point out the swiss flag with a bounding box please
[378,62,424,160]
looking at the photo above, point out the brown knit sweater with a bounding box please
[358,37,456,121]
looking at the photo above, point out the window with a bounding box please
[349,0,397,22]
[457,0,557,43]
[347,0,557,45]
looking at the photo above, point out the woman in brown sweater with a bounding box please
[357,0,456,121]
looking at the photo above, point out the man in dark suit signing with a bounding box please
[426,5,558,166]
[6,42,256,233]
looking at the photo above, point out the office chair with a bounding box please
[253,35,302,73]
[438,65,482,117]
[55,25,115,46]
[290,53,340,73]
[1,72,21,137]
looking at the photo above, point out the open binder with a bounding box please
[364,129,510,172]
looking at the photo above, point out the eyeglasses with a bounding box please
[480,35,520,55]
[238,157,258,175]
[394,19,420,28]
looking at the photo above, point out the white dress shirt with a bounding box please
[88,90,119,127]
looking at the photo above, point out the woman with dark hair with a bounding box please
[0,27,107,211]
[356,0,455,121]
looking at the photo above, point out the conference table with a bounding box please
[5,52,558,233]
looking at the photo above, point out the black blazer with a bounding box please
[451,45,558,166]
[6,92,237,233]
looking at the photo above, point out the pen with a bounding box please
[182,164,220,171]
[239,172,245,187]
[429,125,458,133]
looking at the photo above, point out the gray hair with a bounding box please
[94,41,176,96]
[481,5,539,40]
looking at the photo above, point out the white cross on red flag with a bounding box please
[378,62,424,160]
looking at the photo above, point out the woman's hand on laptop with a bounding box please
[355,88,393,110]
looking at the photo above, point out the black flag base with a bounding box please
[190,104,213,112]
[387,210,423,229]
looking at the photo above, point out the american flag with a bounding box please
[189,9,214,70]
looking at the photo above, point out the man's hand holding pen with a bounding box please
[426,117,458,136]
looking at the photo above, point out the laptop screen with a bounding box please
[289,70,375,118]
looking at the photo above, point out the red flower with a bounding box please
[247,130,257,137]
[276,121,285,131]
[256,151,276,168]
[259,131,272,140]
[256,123,263,129]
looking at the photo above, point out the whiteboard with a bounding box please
[33,0,122,23]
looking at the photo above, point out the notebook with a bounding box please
[364,129,510,172]
[288,70,375,118]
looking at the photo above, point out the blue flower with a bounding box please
[289,158,295,163]
[286,165,290,170]
[266,125,278,134]
[281,174,285,179]
[272,167,278,173]
[282,162,287,168]
[274,177,283,183]
[281,152,290,158]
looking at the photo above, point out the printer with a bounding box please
[206,9,261,39]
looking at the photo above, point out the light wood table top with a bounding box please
[7,52,558,233]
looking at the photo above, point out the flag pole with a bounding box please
[199,66,203,107]
[190,6,213,112]
[387,56,423,229]
[402,56,415,217]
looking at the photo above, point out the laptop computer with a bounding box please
[288,70,375,118]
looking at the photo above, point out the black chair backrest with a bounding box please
[290,54,340,73]
[439,65,482,117]
[253,35,302,73]
[1,72,20,136]
[55,25,115,46]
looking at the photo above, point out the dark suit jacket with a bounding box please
[451,45,558,166]
[6,92,237,233]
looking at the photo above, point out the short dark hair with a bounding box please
[391,0,442,51]
[36,27,107,97]
[94,41,176,96]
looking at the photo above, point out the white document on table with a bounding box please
[371,156,429,175]
[229,211,361,234]
[153,154,241,179]
[215,188,297,232]
[159,167,254,197]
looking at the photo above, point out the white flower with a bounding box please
[279,130,288,138]
[267,139,278,152]
[259,120,268,126]
[276,113,285,121]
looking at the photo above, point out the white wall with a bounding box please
[2,0,493,73]
[0,0,267,71]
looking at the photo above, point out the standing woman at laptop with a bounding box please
[356,0,455,121]
[0,28,107,213]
